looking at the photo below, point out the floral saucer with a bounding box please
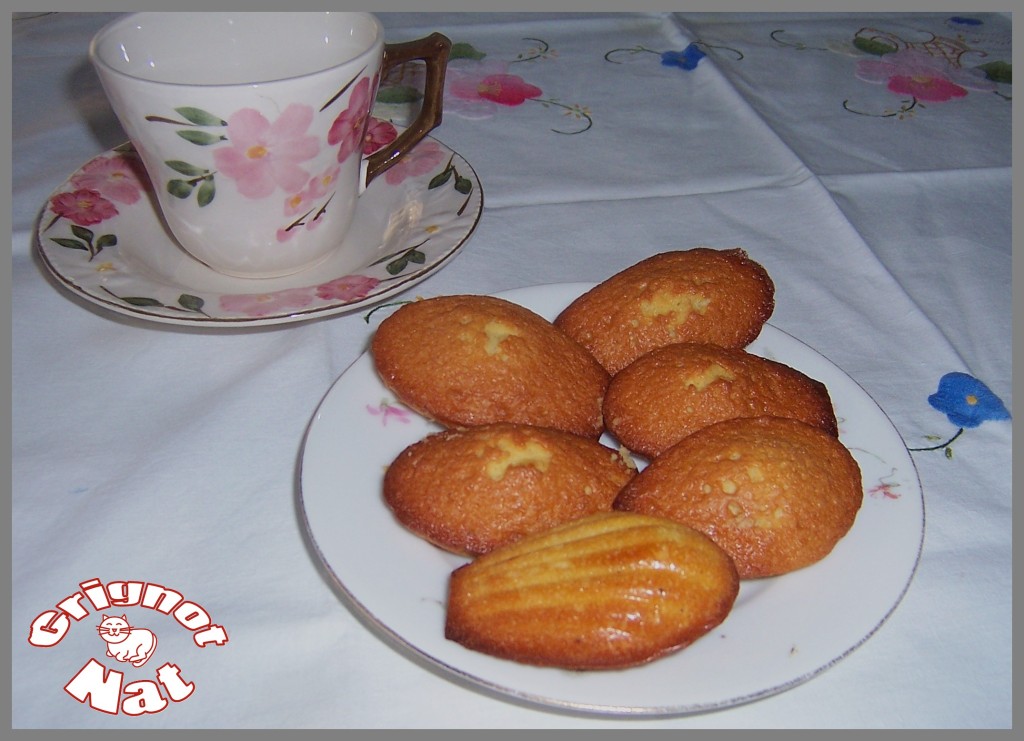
[35,135,482,327]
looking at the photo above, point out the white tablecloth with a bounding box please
[11,12,1011,729]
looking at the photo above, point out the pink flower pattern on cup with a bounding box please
[212,104,320,199]
[277,163,343,242]
[363,118,398,154]
[139,71,395,252]
[328,76,376,164]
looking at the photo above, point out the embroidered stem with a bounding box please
[770,29,829,52]
[693,41,744,60]
[843,97,919,118]
[529,98,593,134]
[908,427,964,452]
[604,45,661,64]
[511,38,551,64]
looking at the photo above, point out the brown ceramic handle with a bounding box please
[365,32,451,185]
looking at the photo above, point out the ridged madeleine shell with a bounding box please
[445,511,739,670]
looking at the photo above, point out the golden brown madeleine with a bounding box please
[383,423,637,555]
[604,342,838,458]
[445,511,739,670]
[615,417,862,579]
[554,248,775,374]
[372,295,609,438]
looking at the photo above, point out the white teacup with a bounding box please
[90,12,450,279]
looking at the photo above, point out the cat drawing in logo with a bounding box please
[96,614,157,667]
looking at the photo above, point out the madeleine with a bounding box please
[372,294,609,438]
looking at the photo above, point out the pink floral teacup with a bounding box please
[90,12,450,279]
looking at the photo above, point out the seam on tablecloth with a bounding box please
[470,168,818,210]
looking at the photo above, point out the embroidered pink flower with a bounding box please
[328,76,375,163]
[363,117,398,154]
[855,48,995,102]
[445,59,542,119]
[283,188,317,219]
[383,139,446,186]
[219,287,315,317]
[315,274,380,301]
[49,189,119,226]
[213,104,320,199]
[70,154,150,204]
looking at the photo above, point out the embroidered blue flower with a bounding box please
[927,372,1010,428]
[661,44,707,71]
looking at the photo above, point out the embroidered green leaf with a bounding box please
[177,130,226,146]
[95,234,118,250]
[70,225,95,242]
[178,294,206,312]
[167,180,194,199]
[175,106,226,126]
[450,42,486,61]
[976,61,1011,84]
[196,179,216,207]
[50,237,88,252]
[853,37,898,56]
[165,160,208,176]
[376,85,423,104]
[120,296,164,307]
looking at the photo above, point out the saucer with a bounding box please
[35,138,483,327]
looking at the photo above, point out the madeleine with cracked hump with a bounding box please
[615,416,863,579]
[444,511,739,670]
[554,248,775,374]
[383,423,637,556]
[604,342,838,459]
[371,294,609,438]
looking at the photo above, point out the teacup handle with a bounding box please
[364,32,452,186]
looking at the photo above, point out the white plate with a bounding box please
[35,137,482,327]
[299,282,924,716]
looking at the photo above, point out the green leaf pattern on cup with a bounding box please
[145,106,226,207]
[143,75,370,242]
